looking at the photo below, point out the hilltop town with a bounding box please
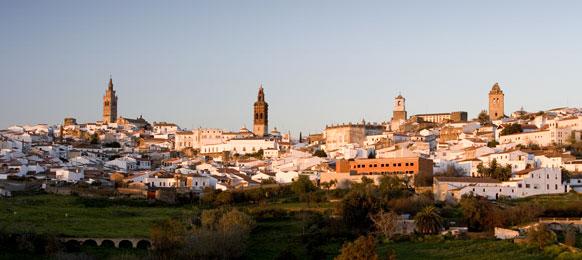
[1,78,582,259]
[2,79,581,199]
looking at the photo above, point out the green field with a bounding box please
[242,219,551,260]
[379,239,550,260]
[0,194,197,237]
[0,194,569,259]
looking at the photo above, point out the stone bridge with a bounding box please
[60,237,152,249]
[537,218,582,232]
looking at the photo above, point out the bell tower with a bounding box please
[392,94,407,121]
[253,85,268,137]
[488,83,504,120]
[103,77,118,124]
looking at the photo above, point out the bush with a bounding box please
[335,235,379,260]
[527,225,557,249]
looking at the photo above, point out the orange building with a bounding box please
[321,157,433,188]
[337,157,433,175]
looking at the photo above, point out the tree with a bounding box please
[370,210,399,240]
[476,159,512,181]
[500,123,523,136]
[527,224,556,249]
[103,141,121,148]
[414,206,443,235]
[215,191,233,206]
[487,140,499,148]
[340,184,381,230]
[150,219,186,258]
[291,175,316,196]
[378,175,406,198]
[335,235,379,260]
[442,165,465,177]
[564,224,577,247]
[313,149,327,158]
[477,110,489,125]
[460,195,490,231]
[186,208,255,259]
[89,133,99,144]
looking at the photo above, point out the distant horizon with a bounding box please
[2,1,581,134]
[2,79,577,132]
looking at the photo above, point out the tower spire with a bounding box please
[108,76,113,90]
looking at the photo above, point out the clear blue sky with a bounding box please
[1,1,581,135]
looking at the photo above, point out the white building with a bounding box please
[55,168,84,183]
[105,156,137,172]
[175,128,226,151]
[201,138,278,155]
[153,122,179,135]
[434,168,568,201]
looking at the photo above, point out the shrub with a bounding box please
[335,235,379,260]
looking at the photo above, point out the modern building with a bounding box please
[253,85,269,137]
[488,83,504,120]
[320,157,433,188]
[102,77,118,124]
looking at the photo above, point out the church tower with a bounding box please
[390,94,407,131]
[392,94,407,121]
[253,85,268,137]
[103,77,118,124]
[488,83,504,120]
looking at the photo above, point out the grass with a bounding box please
[1,193,569,259]
[379,239,550,260]
[500,192,582,207]
[0,194,198,237]
[243,218,550,260]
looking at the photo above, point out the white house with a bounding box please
[434,167,568,201]
[105,156,138,172]
[55,168,84,183]
[275,170,299,183]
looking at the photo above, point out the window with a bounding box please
[405,163,409,166]
[555,184,558,190]
[525,184,530,188]
[410,163,414,166]
[547,184,549,190]
[398,163,402,166]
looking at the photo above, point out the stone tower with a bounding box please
[103,77,118,124]
[488,83,504,120]
[253,85,269,137]
[392,94,407,121]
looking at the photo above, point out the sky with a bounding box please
[1,1,581,135]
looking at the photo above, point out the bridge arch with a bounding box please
[119,240,134,249]
[101,239,116,248]
[137,240,151,250]
[82,239,98,247]
[64,240,81,252]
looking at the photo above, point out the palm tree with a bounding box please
[414,206,443,235]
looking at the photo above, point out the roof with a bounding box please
[514,167,538,176]
[434,176,501,183]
